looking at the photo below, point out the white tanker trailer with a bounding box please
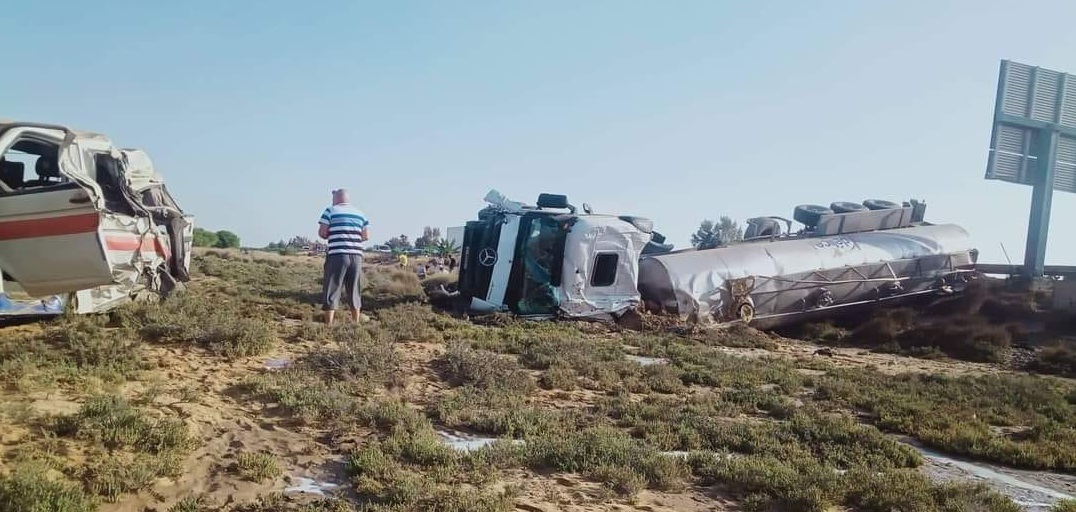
[453,190,979,329]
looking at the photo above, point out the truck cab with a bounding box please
[457,190,659,321]
[0,120,194,316]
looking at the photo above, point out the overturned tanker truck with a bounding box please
[453,190,979,330]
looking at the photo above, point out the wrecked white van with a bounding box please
[0,120,193,317]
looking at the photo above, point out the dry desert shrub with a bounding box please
[1030,340,1076,378]
[362,266,426,309]
[78,245,1068,512]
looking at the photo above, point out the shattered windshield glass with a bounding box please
[516,216,565,315]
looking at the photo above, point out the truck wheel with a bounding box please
[863,199,901,210]
[737,303,755,325]
[793,204,833,228]
[830,201,867,213]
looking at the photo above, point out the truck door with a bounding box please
[0,126,113,296]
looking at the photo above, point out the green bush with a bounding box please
[437,341,534,395]
[0,462,96,512]
[52,394,191,454]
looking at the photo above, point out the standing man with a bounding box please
[317,188,370,324]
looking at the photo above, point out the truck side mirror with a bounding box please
[537,193,569,209]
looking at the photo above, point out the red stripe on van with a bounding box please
[104,235,171,259]
[0,212,100,241]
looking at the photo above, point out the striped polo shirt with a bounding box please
[319,203,369,255]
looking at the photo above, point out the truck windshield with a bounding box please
[516,216,566,315]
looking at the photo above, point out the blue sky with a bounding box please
[4,0,1076,264]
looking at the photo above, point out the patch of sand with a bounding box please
[92,325,347,511]
[505,472,731,511]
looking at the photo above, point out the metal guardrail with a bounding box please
[976,263,1076,277]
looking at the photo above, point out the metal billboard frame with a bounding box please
[985,59,1076,277]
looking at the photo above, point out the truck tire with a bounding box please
[737,302,755,325]
[863,199,901,210]
[794,204,833,227]
[830,201,867,213]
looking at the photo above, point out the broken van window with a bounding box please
[0,138,71,192]
[94,153,136,215]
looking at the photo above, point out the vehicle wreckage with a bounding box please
[451,190,979,329]
[0,120,193,318]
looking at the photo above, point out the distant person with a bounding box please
[317,188,370,325]
[398,252,409,267]
[448,255,457,272]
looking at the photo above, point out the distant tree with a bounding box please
[414,226,442,250]
[214,230,241,249]
[387,235,412,250]
[288,235,314,247]
[434,238,459,258]
[715,216,743,244]
[193,228,219,248]
[691,217,742,250]
[691,221,721,250]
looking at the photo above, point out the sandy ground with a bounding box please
[94,323,734,512]
[505,472,731,512]
[1,309,1073,511]
[97,335,339,511]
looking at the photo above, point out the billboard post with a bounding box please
[985,59,1076,277]
[1024,130,1058,276]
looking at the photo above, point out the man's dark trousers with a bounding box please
[322,252,363,311]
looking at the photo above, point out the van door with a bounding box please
[0,126,114,296]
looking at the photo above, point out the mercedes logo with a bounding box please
[478,247,498,267]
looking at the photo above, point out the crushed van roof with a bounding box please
[0,119,109,141]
